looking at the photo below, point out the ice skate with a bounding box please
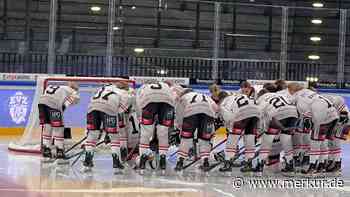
[159,154,167,174]
[42,146,54,163]
[56,148,69,165]
[253,160,264,176]
[112,153,124,174]
[120,147,128,162]
[301,163,317,177]
[240,159,254,173]
[325,161,341,176]
[213,151,225,162]
[281,161,294,172]
[82,152,94,173]
[219,160,232,172]
[199,158,210,172]
[175,157,184,173]
[293,156,301,168]
[331,161,342,176]
[316,162,325,175]
[325,160,334,171]
[301,155,310,166]
[139,154,148,175]
[281,161,295,177]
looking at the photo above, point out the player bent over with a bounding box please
[218,92,260,173]
[323,94,349,173]
[115,81,136,162]
[288,83,339,175]
[38,82,80,164]
[174,89,217,172]
[255,89,298,174]
[136,82,175,171]
[83,84,129,173]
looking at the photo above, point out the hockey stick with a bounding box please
[121,145,138,165]
[182,138,228,170]
[64,136,87,154]
[70,139,108,167]
[207,143,262,172]
[71,150,85,166]
[181,133,243,170]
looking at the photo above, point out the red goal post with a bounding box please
[8,76,136,154]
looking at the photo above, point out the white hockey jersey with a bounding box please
[237,87,258,101]
[291,89,326,118]
[323,94,349,114]
[292,89,338,124]
[276,89,294,103]
[219,94,260,127]
[136,82,175,110]
[175,91,218,127]
[170,84,185,102]
[88,85,129,116]
[39,85,80,112]
[256,93,298,122]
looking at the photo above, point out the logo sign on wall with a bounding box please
[130,76,189,85]
[8,91,29,124]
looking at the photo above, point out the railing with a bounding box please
[0,52,333,83]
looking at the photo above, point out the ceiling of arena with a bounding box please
[0,0,349,64]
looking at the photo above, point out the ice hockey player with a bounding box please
[83,83,129,173]
[114,80,136,162]
[136,82,175,171]
[38,82,80,164]
[322,94,349,173]
[255,88,298,174]
[174,89,218,172]
[209,84,221,104]
[275,80,288,92]
[288,83,339,175]
[238,81,258,100]
[274,80,308,167]
[217,91,260,173]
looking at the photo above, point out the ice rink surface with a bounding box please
[1,140,350,197]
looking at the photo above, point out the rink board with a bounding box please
[1,83,350,141]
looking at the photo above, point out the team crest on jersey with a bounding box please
[9,91,29,124]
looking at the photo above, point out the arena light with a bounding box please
[113,26,121,30]
[157,69,168,75]
[311,19,323,24]
[90,6,101,12]
[134,48,144,53]
[310,36,321,42]
[312,2,324,8]
[306,77,319,82]
[131,6,136,10]
[308,54,320,60]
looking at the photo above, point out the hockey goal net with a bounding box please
[8,76,136,154]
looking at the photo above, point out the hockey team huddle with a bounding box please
[37,78,349,176]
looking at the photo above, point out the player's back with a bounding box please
[180,91,216,118]
[257,93,298,120]
[323,94,348,113]
[220,94,260,122]
[276,89,293,103]
[114,87,131,113]
[136,82,174,109]
[295,89,334,118]
[88,85,121,116]
[39,85,75,111]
